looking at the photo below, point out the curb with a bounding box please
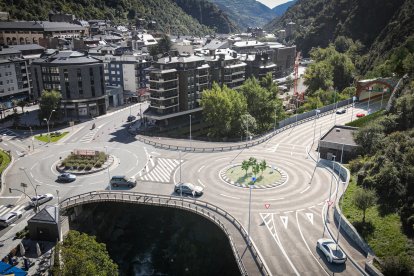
[55,155,114,176]
[0,150,13,195]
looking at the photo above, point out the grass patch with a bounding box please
[0,150,11,174]
[345,110,386,127]
[226,165,281,186]
[35,131,68,142]
[341,177,409,258]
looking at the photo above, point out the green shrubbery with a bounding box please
[62,151,107,170]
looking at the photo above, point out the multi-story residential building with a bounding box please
[204,50,246,89]
[0,21,87,46]
[145,54,210,128]
[0,47,31,109]
[243,51,277,79]
[267,42,296,78]
[92,50,152,102]
[31,51,106,119]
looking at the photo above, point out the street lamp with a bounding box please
[273,106,277,132]
[189,115,192,145]
[326,155,336,219]
[104,146,111,191]
[43,109,55,143]
[313,108,321,144]
[248,176,256,245]
[20,167,40,213]
[350,96,357,122]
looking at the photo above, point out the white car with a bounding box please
[174,182,204,196]
[29,193,54,207]
[317,238,347,264]
[336,108,346,114]
[0,211,23,227]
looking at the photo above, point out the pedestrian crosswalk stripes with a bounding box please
[139,157,180,183]
[0,128,19,140]
[79,128,100,143]
[0,204,26,217]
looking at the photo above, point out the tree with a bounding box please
[38,90,61,123]
[353,188,377,223]
[260,72,279,98]
[157,34,172,55]
[241,160,250,176]
[60,230,118,276]
[240,113,257,138]
[259,160,267,175]
[353,123,385,155]
[304,61,333,94]
[201,83,247,138]
[248,157,257,167]
[252,163,260,179]
[238,77,280,132]
[17,100,27,113]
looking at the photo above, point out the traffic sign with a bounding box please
[252,176,257,182]
[327,200,334,206]
[265,204,270,209]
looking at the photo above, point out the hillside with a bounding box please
[173,0,239,33]
[0,0,214,36]
[207,0,278,30]
[272,0,297,17]
[263,0,413,72]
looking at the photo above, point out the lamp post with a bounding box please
[367,87,372,112]
[248,176,256,245]
[179,151,182,197]
[43,109,55,143]
[20,167,40,213]
[274,106,277,132]
[380,87,387,109]
[351,96,357,122]
[326,155,336,219]
[189,115,192,145]
[104,146,111,191]
[313,108,320,144]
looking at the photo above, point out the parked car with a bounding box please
[0,211,23,227]
[29,193,54,207]
[57,173,76,182]
[110,176,137,188]
[356,113,366,118]
[174,182,204,196]
[317,238,347,264]
[336,108,346,114]
[127,115,136,122]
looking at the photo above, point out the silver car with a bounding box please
[174,182,203,196]
[317,238,347,264]
[29,193,54,207]
[0,211,23,227]
[58,173,76,182]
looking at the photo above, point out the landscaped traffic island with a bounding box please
[35,131,68,142]
[57,149,113,174]
[221,157,287,189]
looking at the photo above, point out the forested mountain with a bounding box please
[272,0,297,17]
[207,0,278,30]
[0,0,215,35]
[173,0,239,33]
[264,0,414,74]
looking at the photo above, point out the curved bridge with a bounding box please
[60,191,270,276]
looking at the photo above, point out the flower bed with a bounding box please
[61,151,107,171]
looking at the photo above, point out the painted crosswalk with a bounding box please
[78,128,100,143]
[0,204,27,217]
[138,157,180,183]
[0,128,19,140]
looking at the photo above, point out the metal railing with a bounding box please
[135,98,354,152]
[60,191,271,276]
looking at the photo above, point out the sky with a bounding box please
[256,0,293,9]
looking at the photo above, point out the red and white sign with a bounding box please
[265,204,270,209]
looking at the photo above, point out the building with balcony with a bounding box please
[243,51,277,79]
[31,51,106,119]
[0,47,31,110]
[145,54,210,128]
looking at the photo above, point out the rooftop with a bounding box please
[0,21,85,31]
[321,125,358,146]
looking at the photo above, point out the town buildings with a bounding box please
[31,51,106,119]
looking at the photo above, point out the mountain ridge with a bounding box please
[272,0,297,17]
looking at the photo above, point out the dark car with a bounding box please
[127,115,136,122]
[57,173,76,182]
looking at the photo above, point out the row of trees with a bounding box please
[241,157,267,178]
[201,73,284,138]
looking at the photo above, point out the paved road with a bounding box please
[1,99,380,275]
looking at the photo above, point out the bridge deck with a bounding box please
[60,191,270,276]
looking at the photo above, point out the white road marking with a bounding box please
[300,186,311,194]
[296,211,330,275]
[280,216,289,229]
[306,213,314,225]
[284,210,294,214]
[197,179,206,187]
[219,194,240,200]
[150,151,160,156]
[297,209,305,212]
[309,205,316,209]
[263,197,285,201]
[0,196,21,199]
[197,165,205,173]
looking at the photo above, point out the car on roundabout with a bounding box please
[174,182,204,197]
[110,176,137,188]
[127,115,136,122]
[57,173,76,182]
[356,113,366,118]
[29,193,54,207]
[0,211,23,227]
[336,108,346,114]
[317,238,347,264]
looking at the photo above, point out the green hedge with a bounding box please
[345,110,385,127]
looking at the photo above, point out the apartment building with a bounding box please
[145,54,210,128]
[0,47,31,109]
[31,51,106,119]
[0,21,87,46]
